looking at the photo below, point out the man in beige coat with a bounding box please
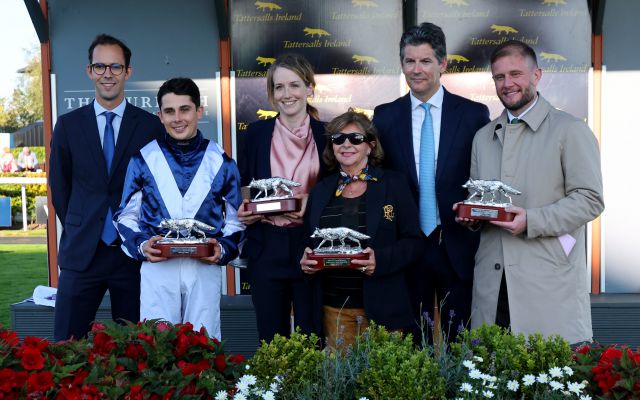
[457,40,604,345]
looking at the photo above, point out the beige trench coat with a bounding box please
[470,95,604,344]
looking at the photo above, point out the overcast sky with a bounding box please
[0,0,39,99]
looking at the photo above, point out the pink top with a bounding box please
[267,115,320,227]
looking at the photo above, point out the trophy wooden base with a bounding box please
[155,242,217,258]
[243,198,300,215]
[457,203,515,222]
[308,252,369,268]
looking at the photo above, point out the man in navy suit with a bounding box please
[372,23,490,341]
[50,34,164,341]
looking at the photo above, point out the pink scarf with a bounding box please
[267,115,320,227]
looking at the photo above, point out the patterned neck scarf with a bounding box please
[335,165,378,197]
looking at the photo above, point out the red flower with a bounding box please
[20,346,46,370]
[22,336,49,352]
[178,359,210,376]
[91,322,106,332]
[156,321,171,332]
[125,385,144,400]
[27,370,54,392]
[229,354,246,364]
[575,344,590,354]
[0,328,19,347]
[214,354,227,372]
[124,343,147,360]
[0,368,15,392]
[137,361,147,372]
[91,332,116,356]
[136,333,154,347]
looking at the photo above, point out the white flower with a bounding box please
[460,382,473,393]
[245,364,250,370]
[537,373,549,383]
[358,398,369,400]
[549,380,564,391]
[269,382,279,393]
[579,395,592,400]
[473,356,484,362]
[563,366,574,376]
[215,391,228,400]
[236,381,249,394]
[567,381,586,395]
[262,391,276,400]
[507,380,519,391]
[239,375,257,386]
[233,394,247,400]
[522,374,536,386]
[549,366,563,378]
[482,390,494,398]
[463,360,476,370]
[469,369,482,379]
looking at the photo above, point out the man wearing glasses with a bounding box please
[50,34,164,341]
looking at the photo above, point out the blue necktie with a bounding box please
[418,103,437,236]
[100,111,118,244]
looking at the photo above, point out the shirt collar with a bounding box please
[410,85,444,111]
[507,94,538,123]
[93,98,127,118]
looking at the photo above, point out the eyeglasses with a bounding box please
[90,63,126,76]
[331,132,367,145]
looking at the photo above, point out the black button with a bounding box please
[494,263,501,270]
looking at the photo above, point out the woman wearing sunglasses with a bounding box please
[238,54,328,343]
[300,109,422,348]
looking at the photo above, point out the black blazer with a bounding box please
[238,117,328,265]
[303,167,421,330]
[372,89,490,280]
[50,101,164,271]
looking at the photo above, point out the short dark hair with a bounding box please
[266,53,319,120]
[399,22,447,64]
[157,78,201,109]
[490,40,538,68]
[88,34,132,68]
[323,108,384,171]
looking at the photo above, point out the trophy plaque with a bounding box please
[307,227,370,268]
[242,177,301,215]
[456,178,521,222]
[154,218,217,258]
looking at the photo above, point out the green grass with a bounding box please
[0,228,47,237]
[0,244,48,328]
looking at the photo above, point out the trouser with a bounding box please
[323,305,370,349]
[140,257,222,339]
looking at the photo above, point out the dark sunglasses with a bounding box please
[331,132,367,145]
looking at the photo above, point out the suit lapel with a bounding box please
[398,94,418,187]
[81,102,108,182]
[111,102,138,180]
[437,89,462,182]
[365,167,385,241]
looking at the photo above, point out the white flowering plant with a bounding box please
[214,373,281,400]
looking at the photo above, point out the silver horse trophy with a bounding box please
[308,227,370,268]
[456,178,522,222]
[155,218,217,258]
[242,177,301,215]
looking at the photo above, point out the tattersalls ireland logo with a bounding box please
[254,1,281,11]
[442,0,469,6]
[490,24,518,34]
[447,54,470,63]
[542,0,566,5]
[352,0,378,7]
[352,55,379,64]
[303,27,331,37]
[257,109,278,119]
[256,56,275,66]
[540,51,567,61]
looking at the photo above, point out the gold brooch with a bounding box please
[383,205,394,221]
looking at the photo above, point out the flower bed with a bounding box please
[1,321,639,399]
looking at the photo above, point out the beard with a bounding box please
[499,85,537,112]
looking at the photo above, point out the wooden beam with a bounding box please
[590,33,603,294]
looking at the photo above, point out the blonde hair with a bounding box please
[266,53,319,120]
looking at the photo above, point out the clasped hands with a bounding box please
[300,247,376,276]
[142,236,223,264]
[452,202,528,236]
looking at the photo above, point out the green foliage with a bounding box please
[248,329,324,399]
[355,324,446,400]
[0,50,43,132]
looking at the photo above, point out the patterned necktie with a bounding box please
[335,165,378,196]
[510,118,522,124]
[418,103,437,236]
[100,111,118,244]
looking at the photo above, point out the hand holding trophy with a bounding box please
[307,227,370,268]
[242,177,301,215]
[456,178,521,222]
[154,218,218,258]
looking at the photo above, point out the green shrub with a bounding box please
[248,330,324,399]
[355,324,446,400]
[0,170,47,222]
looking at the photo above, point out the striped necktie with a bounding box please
[100,111,118,244]
[418,103,437,236]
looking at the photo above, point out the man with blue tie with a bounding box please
[372,23,490,341]
[49,34,164,341]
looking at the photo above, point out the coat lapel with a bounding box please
[81,102,108,182]
[365,167,385,243]
[398,94,418,188]
[437,89,462,182]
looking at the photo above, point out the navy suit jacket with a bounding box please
[238,117,328,267]
[372,89,490,280]
[50,101,164,271]
[303,167,421,330]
